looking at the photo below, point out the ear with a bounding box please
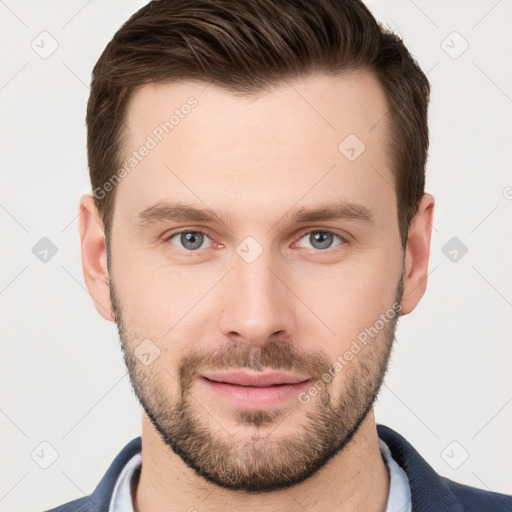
[400,193,435,316]
[78,194,114,322]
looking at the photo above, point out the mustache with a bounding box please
[178,339,332,389]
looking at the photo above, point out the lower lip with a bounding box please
[199,377,312,408]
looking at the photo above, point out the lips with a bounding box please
[198,371,313,409]
[200,371,310,387]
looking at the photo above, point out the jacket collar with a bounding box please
[377,424,462,512]
[88,436,141,511]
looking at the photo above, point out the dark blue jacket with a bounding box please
[44,424,512,511]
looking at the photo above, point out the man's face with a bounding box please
[108,70,405,492]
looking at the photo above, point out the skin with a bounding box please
[79,69,434,512]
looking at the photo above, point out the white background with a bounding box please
[0,1,511,510]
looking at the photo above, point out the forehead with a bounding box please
[116,70,395,229]
[124,69,390,152]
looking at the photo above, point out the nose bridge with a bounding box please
[218,241,295,345]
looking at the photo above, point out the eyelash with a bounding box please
[162,228,346,252]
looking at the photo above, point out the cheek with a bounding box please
[295,257,399,345]
[116,264,220,357]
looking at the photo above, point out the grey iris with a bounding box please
[310,231,333,249]
[181,232,204,250]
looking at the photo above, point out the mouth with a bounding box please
[198,371,312,408]
[201,370,311,387]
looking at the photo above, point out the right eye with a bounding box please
[164,230,212,251]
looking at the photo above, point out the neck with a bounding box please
[133,410,390,512]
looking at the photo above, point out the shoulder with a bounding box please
[377,424,512,511]
[41,437,142,512]
[42,497,92,512]
[441,476,512,511]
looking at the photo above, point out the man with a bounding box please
[46,0,512,511]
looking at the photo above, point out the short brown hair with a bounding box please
[87,0,430,253]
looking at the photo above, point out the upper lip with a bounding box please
[200,371,311,387]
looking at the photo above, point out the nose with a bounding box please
[218,248,297,347]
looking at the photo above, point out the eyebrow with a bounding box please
[135,199,374,228]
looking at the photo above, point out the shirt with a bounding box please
[109,437,411,512]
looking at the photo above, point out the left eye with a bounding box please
[296,230,343,250]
